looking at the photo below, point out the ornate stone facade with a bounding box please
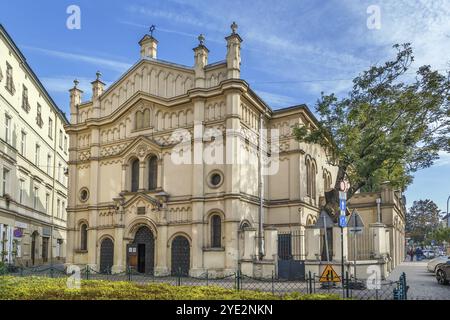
[65,24,338,277]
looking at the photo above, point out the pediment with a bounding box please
[99,59,195,117]
[123,192,160,208]
[119,135,164,162]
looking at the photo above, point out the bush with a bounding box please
[0,276,341,300]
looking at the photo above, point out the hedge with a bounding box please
[0,276,340,300]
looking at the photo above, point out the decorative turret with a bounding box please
[69,79,82,124]
[91,71,105,99]
[139,25,158,59]
[225,22,242,79]
[193,34,209,88]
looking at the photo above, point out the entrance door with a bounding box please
[137,244,146,273]
[42,237,49,263]
[99,238,114,273]
[171,236,190,276]
[131,227,154,274]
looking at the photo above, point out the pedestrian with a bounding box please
[408,248,414,261]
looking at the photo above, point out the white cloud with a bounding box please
[22,46,132,73]
[253,90,297,108]
[40,76,111,98]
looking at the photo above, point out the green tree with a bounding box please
[406,199,442,242]
[428,227,450,245]
[294,44,450,218]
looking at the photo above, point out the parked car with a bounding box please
[422,249,435,259]
[427,256,450,273]
[436,262,450,285]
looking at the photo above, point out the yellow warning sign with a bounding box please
[319,265,341,282]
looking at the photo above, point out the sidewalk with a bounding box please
[388,261,450,300]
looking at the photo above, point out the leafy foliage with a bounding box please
[406,199,442,242]
[294,44,450,206]
[0,276,340,300]
[428,227,450,245]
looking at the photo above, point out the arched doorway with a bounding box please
[171,235,190,276]
[99,238,114,273]
[31,231,38,266]
[131,226,155,274]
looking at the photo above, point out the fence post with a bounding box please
[271,271,275,295]
[313,273,316,293]
[50,266,54,278]
[177,267,181,286]
[402,272,408,300]
[127,266,132,282]
[20,266,24,277]
[206,270,209,286]
[85,266,90,280]
[345,271,350,298]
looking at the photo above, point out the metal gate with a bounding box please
[171,236,190,276]
[99,238,114,273]
[130,226,155,274]
[277,231,305,280]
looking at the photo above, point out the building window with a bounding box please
[56,239,63,258]
[35,144,40,166]
[211,215,222,248]
[22,85,30,112]
[59,130,63,149]
[47,154,52,175]
[80,223,88,251]
[5,62,15,95]
[207,171,224,188]
[4,114,11,145]
[2,168,9,196]
[79,188,89,202]
[48,117,53,139]
[45,193,50,214]
[61,201,65,220]
[33,186,39,209]
[19,179,25,204]
[135,109,151,130]
[56,199,60,218]
[64,136,68,152]
[323,169,332,192]
[36,103,43,128]
[148,155,157,190]
[20,131,26,155]
[58,163,62,182]
[306,156,317,199]
[131,159,140,192]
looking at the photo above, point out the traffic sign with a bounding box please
[339,215,347,227]
[339,199,346,212]
[314,210,334,229]
[319,265,341,282]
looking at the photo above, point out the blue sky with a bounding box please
[1,0,449,213]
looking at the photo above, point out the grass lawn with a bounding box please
[0,276,340,300]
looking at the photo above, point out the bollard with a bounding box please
[345,271,350,298]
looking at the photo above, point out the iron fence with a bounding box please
[1,264,407,300]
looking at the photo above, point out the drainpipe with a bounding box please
[258,113,265,260]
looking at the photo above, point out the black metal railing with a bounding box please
[1,264,406,300]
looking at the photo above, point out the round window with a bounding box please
[208,171,224,188]
[79,188,89,202]
[211,173,221,186]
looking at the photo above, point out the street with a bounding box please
[388,261,450,300]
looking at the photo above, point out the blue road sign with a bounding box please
[339,199,346,212]
[339,215,347,227]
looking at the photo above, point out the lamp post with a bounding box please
[447,195,450,228]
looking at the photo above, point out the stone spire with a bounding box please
[69,79,83,124]
[139,25,158,59]
[193,33,209,88]
[225,21,243,79]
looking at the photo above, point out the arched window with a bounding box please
[80,223,88,251]
[131,159,140,192]
[135,111,143,130]
[306,158,312,197]
[211,215,222,248]
[148,155,158,190]
[143,109,150,128]
[311,160,317,199]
